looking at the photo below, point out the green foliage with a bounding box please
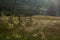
[0,18,25,40]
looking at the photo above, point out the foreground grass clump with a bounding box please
[0,16,43,40]
[0,19,26,40]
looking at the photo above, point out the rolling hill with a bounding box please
[25,15,60,40]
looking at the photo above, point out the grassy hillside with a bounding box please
[32,15,60,20]
[0,15,60,40]
[25,15,60,40]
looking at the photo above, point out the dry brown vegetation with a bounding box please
[25,15,60,40]
[1,15,60,40]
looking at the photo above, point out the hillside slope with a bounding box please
[25,15,60,40]
[1,15,60,40]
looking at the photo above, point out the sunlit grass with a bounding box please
[0,15,60,40]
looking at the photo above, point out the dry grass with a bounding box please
[1,15,60,40]
[25,15,60,40]
[32,15,60,20]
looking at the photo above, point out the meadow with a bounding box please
[0,15,60,40]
